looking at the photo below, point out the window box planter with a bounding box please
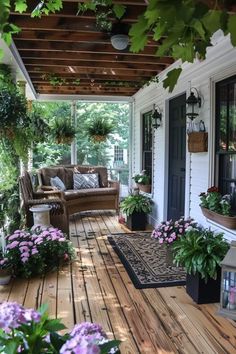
[201,206,236,230]
[186,269,221,304]
[126,212,146,231]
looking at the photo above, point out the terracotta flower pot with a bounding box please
[136,183,151,193]
[200,206,236,229]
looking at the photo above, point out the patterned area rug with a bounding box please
[108,232,186,289]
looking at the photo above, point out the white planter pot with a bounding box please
[30,204,52,228]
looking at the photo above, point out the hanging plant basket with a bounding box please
[201,206,236,229]
[92,135,106,143]
[55,136,74,145]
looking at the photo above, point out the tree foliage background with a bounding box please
[33,101,129,168]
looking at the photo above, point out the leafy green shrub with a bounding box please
[173,227,229,281]
[120,194,152,216]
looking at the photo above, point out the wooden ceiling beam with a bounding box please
[23,58,164,71]
[35,89,136,96]
[14,39,158,56]
[26,65,158,76]
[29,72,150,82]
[19,50,173,65]
[35,84,136,91]
[14,30,158,47]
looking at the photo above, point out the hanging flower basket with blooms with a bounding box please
[151,217,197,245]
[5,226,75,278]
[0,301,121,354]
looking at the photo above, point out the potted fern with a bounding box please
[173,226,229,304]
[87,118,113,143]
[51,117,76,144]
[120,193,152,231]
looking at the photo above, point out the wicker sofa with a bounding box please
[37,165,120,216]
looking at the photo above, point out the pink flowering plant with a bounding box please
[5,226,75,278]
[151,217,197,245]
[0,301,120,354]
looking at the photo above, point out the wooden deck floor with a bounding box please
[1,211,236,354]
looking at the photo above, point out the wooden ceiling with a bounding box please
[10,0,174,97]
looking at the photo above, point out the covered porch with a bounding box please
[2,211,236,354]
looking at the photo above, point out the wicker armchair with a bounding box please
[19,171,69,235]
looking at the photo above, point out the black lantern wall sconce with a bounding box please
[152,104,162,129]
[186,87,202,120]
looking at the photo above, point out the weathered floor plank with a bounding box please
[0,210,236,354]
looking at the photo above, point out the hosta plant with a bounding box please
[172,227,229,282]
[120,193,152,216]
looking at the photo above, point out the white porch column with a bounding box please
[17,81,27,176]
[71,100,77,165]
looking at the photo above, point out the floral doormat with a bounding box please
[108,232,186,289]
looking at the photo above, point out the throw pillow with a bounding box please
[50,176,66,191]
[73,173,99,189]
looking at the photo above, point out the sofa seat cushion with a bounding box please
[64,187,118,201]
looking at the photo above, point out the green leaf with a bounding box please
[228,14,236,46]
[153,21,168,41]
[113,4,126,20]
[50,332,68,351]
[129,15,149,52]
[172,44,194,62]
[100,339,121,353]
[192,19,205,39]
[44,318,67,332]
[163,68,182,92]
[202,10,222,34]
[4,340,19,354]
[15,0,27,13]
[38,303,48,315]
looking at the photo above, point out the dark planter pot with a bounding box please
[186,269,221,304]
[126,212,146,231]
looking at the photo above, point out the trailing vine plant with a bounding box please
[1,0,236,91]
[0,0,63,58]
[77,0,126,31]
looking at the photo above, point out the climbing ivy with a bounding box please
[77,0,126,31]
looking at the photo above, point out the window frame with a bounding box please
[215,74,236,209]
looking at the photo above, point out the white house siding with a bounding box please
[132,34,236,241]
